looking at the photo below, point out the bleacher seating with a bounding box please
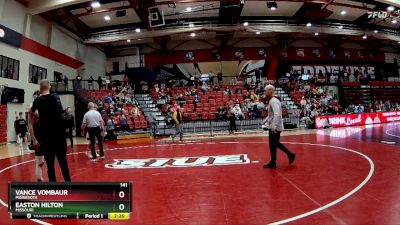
[81,89,149,130]
[150,85,269,121]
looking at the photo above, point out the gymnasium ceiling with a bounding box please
[18,0,400,54]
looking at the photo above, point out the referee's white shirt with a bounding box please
[82,109,102,128]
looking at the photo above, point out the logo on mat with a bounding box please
[105,154,250,169]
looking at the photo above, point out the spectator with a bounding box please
[356,104,364,114]
[120,114,129,130]
[63,75,69,91]
[232,104,244,120]
[123,75,129,87]
[194,94,201,104]
[15,112,29,152]
[217,72,222,84]
[201,83,209,94]
[227,106,237,134]
[88,76,94,89]
[250,91,259,101]
[63,107,75,149]
[235,87,242,94]
[171,107,184,141]
[300,97,307,109]
[105,117,115,140]
[217,105,226,121]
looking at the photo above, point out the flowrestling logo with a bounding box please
[105,154,250,169]
[367,10,400,19]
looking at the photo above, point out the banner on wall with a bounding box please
[315,111,400,129]
[291,65,375,76]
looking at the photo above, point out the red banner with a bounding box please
[315,111,400,129]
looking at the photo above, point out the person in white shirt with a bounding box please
[81,102,105,162]
[300,97,307,109]
[232,104,244,120]
[263,85,296,169]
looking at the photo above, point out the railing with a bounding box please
[50,80,116,93]
[156,115,299,137]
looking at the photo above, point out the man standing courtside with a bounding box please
[171,107,184,142]
[81,102,105,162]
[263,85,296,168]
[30,80,71,181]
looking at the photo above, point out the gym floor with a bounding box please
[0,123,399,225]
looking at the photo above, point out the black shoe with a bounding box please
[263,163,276,169]
[288,153,296,165]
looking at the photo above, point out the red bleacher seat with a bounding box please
[134,121,140,128]
[140,121,148,128]
[209,113,216,120]
[191,113,198,121]
[202,113,209,120]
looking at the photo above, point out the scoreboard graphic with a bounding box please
[8,182,132,220]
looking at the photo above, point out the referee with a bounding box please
[263,85,296,169]
[81,102,105,161]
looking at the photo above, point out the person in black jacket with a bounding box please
[30,79,71,182]
[15,113,29,151]
[64,107,75,149]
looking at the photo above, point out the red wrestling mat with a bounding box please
[1,127,400,225]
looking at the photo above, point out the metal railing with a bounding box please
[156,115,299,137]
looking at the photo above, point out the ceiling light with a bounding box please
[104,15,110,21]
[91,1,101,8]
[306,22,312,27]
[256,31,261,35]
[267,1,278,10]
[392,20,397,24]
[137,38,143,41]
[374,30,378,33]
[362,34,367,40]
[243,22,249,26]
[315,32,319,36]
[338,25,343,29]
[135,28,141,33]
[189,23,194,28]
[340,10,347,15]
[127,39,131,43]
[387,6,395,11]
[186,7,192,12]
[190,32,196,37]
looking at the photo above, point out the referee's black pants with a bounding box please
[88,127,104,159]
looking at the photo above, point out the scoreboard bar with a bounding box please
[11,212,131,220]
[8,182,132,220]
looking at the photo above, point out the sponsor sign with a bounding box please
[315,111,400,129]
